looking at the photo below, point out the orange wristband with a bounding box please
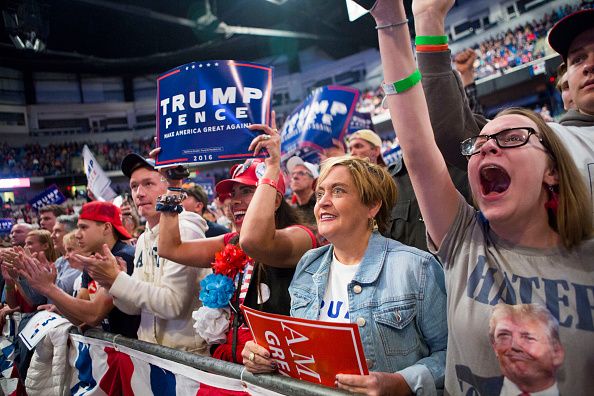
[257,178,278,190]
[415,44,449,52]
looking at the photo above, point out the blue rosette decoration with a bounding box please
[199,273,235,309]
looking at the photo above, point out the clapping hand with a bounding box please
[18,251,57,295]
[74,244,124,289]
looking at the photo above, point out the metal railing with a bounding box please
[80,328,350,396]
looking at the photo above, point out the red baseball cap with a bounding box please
[548,9,594,61]
[215,159,286,198]
[79,201,132,240]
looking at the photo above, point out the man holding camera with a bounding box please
[79,154,209,353]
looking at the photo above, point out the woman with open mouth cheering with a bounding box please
[368,0,593,395]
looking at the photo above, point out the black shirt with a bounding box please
[205,220,229,238]
[385,163,471,252]
[81,240,141,338]
[294,193,316,226]
[243,265,295,316]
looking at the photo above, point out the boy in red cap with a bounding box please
[21,201,140,338]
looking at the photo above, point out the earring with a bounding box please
[544,184,559,214]
[368,217,378,231]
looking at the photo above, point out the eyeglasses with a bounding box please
[460,127,542,157]
[291,171,313,178]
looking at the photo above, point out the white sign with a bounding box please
[19,311,69,350]
[83,145,117,202]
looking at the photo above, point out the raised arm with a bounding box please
[157,208,225,267]
[371,0,460,248]
[152,151,225,267]
[239,114,314,268]
[413,0,487,170]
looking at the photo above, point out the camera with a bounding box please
[165,165,190,180]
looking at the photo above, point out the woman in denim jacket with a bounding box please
[243,156,447,395]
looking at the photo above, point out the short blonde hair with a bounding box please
[496,108,593,249]
[62,231,77,250]
[318,155,397,233]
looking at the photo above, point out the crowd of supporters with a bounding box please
[355,1,593,116]
[3,4,590,180]
[0,138,154,178]
[472,2,592,79]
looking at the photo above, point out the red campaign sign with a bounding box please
[242,305,368,388]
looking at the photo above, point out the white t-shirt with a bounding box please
[318,254,359,323]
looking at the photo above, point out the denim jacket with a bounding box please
[289,232,447,395]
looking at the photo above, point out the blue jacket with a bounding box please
[289,232,447,395]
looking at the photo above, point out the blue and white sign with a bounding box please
[347,111,374,134]
[83,145,117,202]
[193,176,216,200]
[19,310,69,350]
[280,85,360,164]
[156,60,273,167]
[28,184,66,211]
[383,144,403,172]
[0,218,13,235]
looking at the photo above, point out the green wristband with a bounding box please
[415,35,448,45]
[392,69,422,93]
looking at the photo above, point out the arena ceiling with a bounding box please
[0,0,415,75]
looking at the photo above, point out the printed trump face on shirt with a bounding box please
[491,315,564,392]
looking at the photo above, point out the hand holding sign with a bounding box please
[149,147,186,189]
[248,110,281,165]
[37,304,61,315]
[242,340,277,374]
[242,305,368,387]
